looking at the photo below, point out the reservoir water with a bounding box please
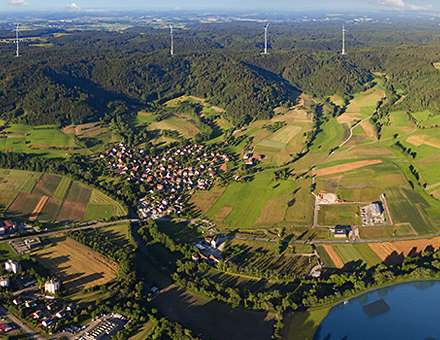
[314,280,440,340]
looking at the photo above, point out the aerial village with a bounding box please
[101,143,231,219]
[0,256,129,339]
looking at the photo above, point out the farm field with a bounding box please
[33,235,119,292]
[206,175,295,228]
[99,223,129,248]
[0,169,125,222]
[331,243,382,268]
[152,285,275,340]
[385,187,439,235]
[317,205,361,226]
[368,237,440,265]
[316,245,336,268]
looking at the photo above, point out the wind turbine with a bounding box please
[341,25,347,55]
[261,23,270,55]
[169,25,173,56]
[14,23,22,57]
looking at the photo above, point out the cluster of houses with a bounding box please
[100,143,230,219]
[243,152,263,166]
[25,299,76,328]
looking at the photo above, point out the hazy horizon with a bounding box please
[0,0,437,13]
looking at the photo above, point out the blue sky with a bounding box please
[0,0,436,12]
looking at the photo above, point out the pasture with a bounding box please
[206,176,295,228]
[33,235,119,292]
[331,243,381,268]
[411,110,440,127]
[152,285,275,340]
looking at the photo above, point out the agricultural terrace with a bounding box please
[0,169,125,222]
[100,143,230,219]
[33,236,119,292]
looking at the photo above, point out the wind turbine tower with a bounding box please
[341,25,347,55]
[14,23,21,57]
[261,23,270,55]
[169,25,174,56]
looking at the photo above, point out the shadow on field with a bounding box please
[153,285,275,340]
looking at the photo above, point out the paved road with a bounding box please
[0,304,45,340]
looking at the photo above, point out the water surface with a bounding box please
[314,280,440,340]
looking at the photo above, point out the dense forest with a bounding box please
[1,21,440,126]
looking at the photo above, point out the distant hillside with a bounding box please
[1,23,440,126]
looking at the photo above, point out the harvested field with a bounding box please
[322,245,344,268]
[34,236,118,292]
[188,184,227,215]
[368,237,440,265]
[258,139,287,149]
[316,245,336,268]
[313,160,383,177]
[272,109,308,121]
[56,201,86,222]
[29,195,48,221]
[360,121,375,138]
[213,205,234,222]
[32,174,62,197]
[153,285,275,340]
[406,134,440,149]
[271,125,302,143]
[7,193,41,218]
[254,194,290,226]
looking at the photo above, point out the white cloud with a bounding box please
[372,0,432,10]
[6,0,29,6]
[66,2,81,10]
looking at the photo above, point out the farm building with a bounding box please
[331,226,351,238]
[45,279,61,294]
[5,259,19,274]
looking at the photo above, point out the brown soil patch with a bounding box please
[213,206,234,222]
[272,109,308,121]
[56,201,86,222]
[322,245,344,268]
[313,159,383,177]
[406,134,440,149]
[29,196,48,221]
[360,121,375,138]
[34,236,118,292]
[273,107,289,115]
[369,237,440,265]
[7,134,26,138]
[61,125,75,134]
[297,98,305,107]
[337,113,361,122]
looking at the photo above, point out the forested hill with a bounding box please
[1,22,440,126]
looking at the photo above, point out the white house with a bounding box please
[44,279,60,294]
[5,259,18,274]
